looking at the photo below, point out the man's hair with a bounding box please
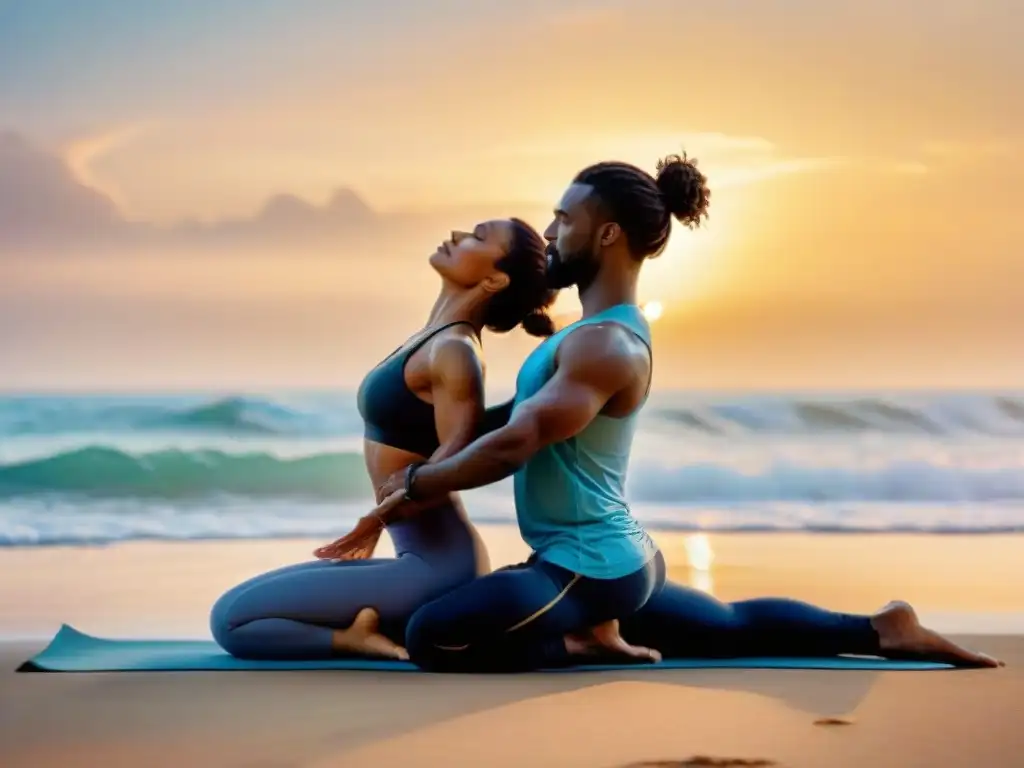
[574,153,710,260]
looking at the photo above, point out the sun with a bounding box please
[642,300,664,322]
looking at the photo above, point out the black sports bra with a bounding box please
[356,322,516,456]
[356,322,472,457]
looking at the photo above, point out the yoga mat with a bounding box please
[17,625,953,673]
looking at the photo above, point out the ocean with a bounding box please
[2,390,1024,547]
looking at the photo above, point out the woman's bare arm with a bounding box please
[425,333,486,465]
[372,332,486,518]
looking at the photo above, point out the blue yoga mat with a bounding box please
[17,624,953,673]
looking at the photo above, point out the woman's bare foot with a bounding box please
[564,619,662,663]
[871,601,1003,668]
[331,607,409,660]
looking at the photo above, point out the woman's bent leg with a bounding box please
[211,557,439,659]
[211,503,482,660]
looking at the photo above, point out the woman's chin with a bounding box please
[427,250,446,273]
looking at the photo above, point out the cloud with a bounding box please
[163,188,378,247]
[712,157,849,189]
[475,131,844,202]
[921,139,1018,160]
[7,127,837,255]
[0,131,123,244]
[0,131,380,251]
[886,161,932,176]
[62,123,150,213]
[868,137,1023,179]
[491,132,779,164]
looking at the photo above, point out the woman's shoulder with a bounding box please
[427,325,485,381]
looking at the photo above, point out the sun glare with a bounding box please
[642,300,664,322]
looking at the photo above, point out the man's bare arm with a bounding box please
[404,324,640,500]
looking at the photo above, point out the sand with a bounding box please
[2,530,1022,767]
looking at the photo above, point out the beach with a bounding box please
[4,0,1024,760]
[3,390,1023,765]
[3,528,1022,767]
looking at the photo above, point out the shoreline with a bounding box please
[6,527,1024,547]
[3,529,1024,640]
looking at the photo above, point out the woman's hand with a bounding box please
[368,486,408,523]
[312,481,414,560]
[374,466,411,503]
[313,514,386,560]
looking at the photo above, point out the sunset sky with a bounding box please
[1,0,1021,391]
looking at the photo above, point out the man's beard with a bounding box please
[545,243,601,291]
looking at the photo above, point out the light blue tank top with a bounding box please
[511,303,659,579]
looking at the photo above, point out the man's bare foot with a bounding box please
[331,607,409,660]
[564,619,662,663]
[872,601,1003,668]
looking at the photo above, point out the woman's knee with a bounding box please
[209,583,267,655]
[209,589,242,649]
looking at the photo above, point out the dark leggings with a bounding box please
[619,581,882,659]
[405,551,666,673]
[475,405,881,659]
[210,503,482,659]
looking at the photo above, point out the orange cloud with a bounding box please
[62,123,151,214]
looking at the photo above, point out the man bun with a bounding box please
[655,152,710,229]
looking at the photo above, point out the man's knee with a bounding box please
[405,599,461,670]
[404,603,435,662]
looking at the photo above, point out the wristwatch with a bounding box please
[403,461,426,501]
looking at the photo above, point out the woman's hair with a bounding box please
[482,218,557,338]
[573,152,711,260]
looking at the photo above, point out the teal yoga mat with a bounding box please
[17,625,953,673]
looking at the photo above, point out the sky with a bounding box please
[1,0,1022,391]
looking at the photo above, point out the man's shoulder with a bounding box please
[555,322,647,386]
[560,320,647,359]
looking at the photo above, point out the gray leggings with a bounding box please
[210,503,482,659]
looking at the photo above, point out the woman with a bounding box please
[210,217,556,660]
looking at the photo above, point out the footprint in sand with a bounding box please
[620,758,777,767]
[813,716,855,726]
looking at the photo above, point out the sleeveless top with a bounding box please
[511,303,659,579]
[355,321,474,457]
